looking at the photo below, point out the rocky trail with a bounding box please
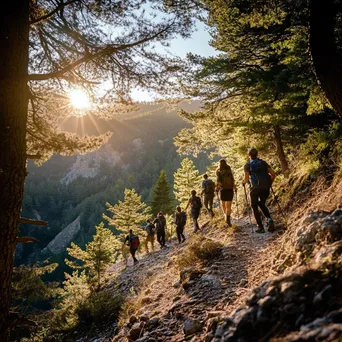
[102,215,277,342]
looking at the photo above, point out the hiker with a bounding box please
[144,219,155,253]
[153,212,167,249]
[175,206,186,243]
[124,229,140,264]
[216,159,237,227]
[242,148,276,233]
[201,174,215,218]
[185,190,202,233]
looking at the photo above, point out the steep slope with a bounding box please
[73,173,342,342]
[92,216,275,342]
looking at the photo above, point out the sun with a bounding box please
[68,89,90,109]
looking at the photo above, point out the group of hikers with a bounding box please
[124,148,276,264]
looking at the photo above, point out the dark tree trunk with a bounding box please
[273,125,289,176]
[0,1,29,340]
[309,0,342,119]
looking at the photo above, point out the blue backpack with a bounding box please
[248,158,272,189]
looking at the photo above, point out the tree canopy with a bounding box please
[175,0,340,174]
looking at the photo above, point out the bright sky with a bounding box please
[131,21,217,102]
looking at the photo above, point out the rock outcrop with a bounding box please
[61,144,121,185]
[42,216,81,255]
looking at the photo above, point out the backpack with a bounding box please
[217,168,234,190]
[178,211,187,226]
[146,223,155,236]
[191,196,202,210]
[248,158,272,189]
[156,215,166,231]
[203,179,215,195]
[130,235,140,249]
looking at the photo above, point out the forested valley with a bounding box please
[1,1,342,342]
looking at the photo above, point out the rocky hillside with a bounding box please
[68,172,342,342]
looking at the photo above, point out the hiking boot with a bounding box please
[226,215,232,227]
[267,218,275,232]
[182,238,186,243]
[255,226,265,233]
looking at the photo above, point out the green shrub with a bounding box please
[76,291,122,326]
[300,122,342,173]
[177,236,222,269]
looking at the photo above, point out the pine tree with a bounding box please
[0,2,197,335]
[173,158,201,204]
[54,270,90,330]
[175,0,339,175]
[103,188,151,235]
[150,170,174,216]
[66,223,119,290]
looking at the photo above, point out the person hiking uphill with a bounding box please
[216,159,237,227]
[144,219,155,253]
[185,190,202,233]
[124,229,140,265]
[201,174,215,218]
[153,212,167,249]
[242,148,276,233]
[175,206,187,243]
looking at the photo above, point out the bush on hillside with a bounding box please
[177,236,222,269]
[76,291,122,326]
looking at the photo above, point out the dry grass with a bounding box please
[176,235,223,270]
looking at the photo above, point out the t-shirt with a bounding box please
[244,159,270,173]
[189,195,202,210]
[202,179,215,196]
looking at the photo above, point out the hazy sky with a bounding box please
[131,21,216,101]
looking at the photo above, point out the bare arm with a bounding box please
[185,199,190,211]
[243,171,249,185]
[268,167,276,182]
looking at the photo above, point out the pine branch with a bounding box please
[26,153,42,160]
[29,0,79,25]
[16,236,39,244]
[28,24,174,81]
[19,217,48,226]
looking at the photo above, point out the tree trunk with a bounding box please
[309,0,342,119]
[0,1,29,340]
[273,125,289,176]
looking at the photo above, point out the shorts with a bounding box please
[220,189,234,201]
[191,208,200,219]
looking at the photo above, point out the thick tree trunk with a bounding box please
[273,125,289,176]
[309,0,342,119]
[0,1,29,340]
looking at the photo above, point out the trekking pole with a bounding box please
[271,187,287,227]
[243,184,253,232]
[235,189,239,220]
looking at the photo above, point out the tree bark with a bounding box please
[273,125,289,176]
[0,1,29,340]
[309,0,342,119]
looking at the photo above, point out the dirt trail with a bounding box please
[105,216,275,341]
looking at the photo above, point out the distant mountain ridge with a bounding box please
[19,101,207,277]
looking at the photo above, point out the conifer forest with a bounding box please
[1,1,342,341]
